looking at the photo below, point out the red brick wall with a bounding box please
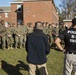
[23,1,59,26]
[0,12,11,25]
[52,3,59,24]
[11,3,23,26]
[0,1,58,26]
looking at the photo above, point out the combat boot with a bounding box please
[15,47,17,49]
[7,47,10,50]
[10,46,13,49]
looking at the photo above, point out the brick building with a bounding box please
[0,7,11,26]
[0,0,59,26]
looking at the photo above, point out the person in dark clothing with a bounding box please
[55,18,76,75]
[26,21,50,75]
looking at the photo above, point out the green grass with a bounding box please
[0,48,64,75]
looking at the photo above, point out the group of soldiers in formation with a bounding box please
[0,21,66,50]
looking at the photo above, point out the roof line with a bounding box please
[0,11,11,13]
[22,0,52,1]
[10,2,23,4]
[10,0,52,3]
[63,20,72,22]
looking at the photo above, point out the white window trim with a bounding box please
[5,13,8,18]
[17,4,22,12]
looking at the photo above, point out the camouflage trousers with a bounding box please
[15,35,23,49]
[48,35,54,46]
[1,36,6,49]
[6,36,13,49]
[23,35,26,47]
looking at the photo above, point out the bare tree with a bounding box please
[60,0,76,19]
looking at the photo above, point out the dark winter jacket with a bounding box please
[26,29,50,64]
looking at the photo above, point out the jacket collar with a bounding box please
[34,29,43,33]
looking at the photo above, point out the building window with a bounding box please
[17,20,22,25]
[5,22,8,27]
[5,13,8,18]
[17,5,22,12]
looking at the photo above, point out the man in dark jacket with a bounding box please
[26,21,50,75]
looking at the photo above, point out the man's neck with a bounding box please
[74,25,76,28]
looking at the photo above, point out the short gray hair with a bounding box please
[34,21,43,30]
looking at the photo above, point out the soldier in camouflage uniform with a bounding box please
[27,22,33,35]
[47,24,54,46]
[0,22,2,45]
[52,24,57,40]
[14,23,24,49]
[51,24,57,45]
[55,24,59,37]
[22,23,28,48]
[46,22,49,30]
[42,22,48,34]
[10,23,16,48]
[0,21,6,49]
[59,24,66,34]
[6,24,13,49]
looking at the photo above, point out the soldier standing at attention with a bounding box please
[0,22,2,45]
[0,21,6,49]
[27,22,33,36]
[14,23,23,49]
[21,22,28,48]
[11,23,16,48]
[55,24,59,37]
[42,22,48,35]
[6,24,13,49]
[46,22,49,34]
[59,24,66,34]
[52,24,58,41]
[13,24,19,49]
[46,22,49,31]
[47,24,53,46]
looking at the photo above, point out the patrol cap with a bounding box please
[72,18,76,25]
